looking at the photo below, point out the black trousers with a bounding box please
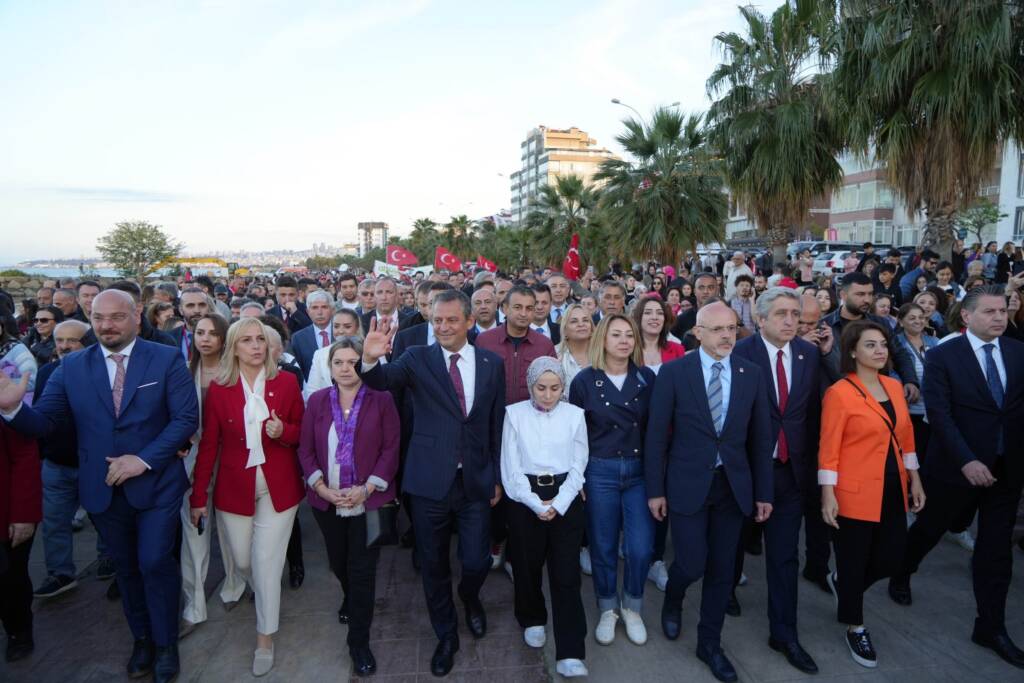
[410,473,491,641]
[0,535,35,637]
[286,516,303,566]
[834,473,906,625]
[899,462,1023,638]
[803,484,833,578]
[311,507,380,648]
[910,414,930,466]
[506,496,587,661]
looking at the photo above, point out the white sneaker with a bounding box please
[490,543,504,569]
[556,658,589,677]
[647,561,668,592]
[504,562,514,582]
[524,626,546,648]
[579,547,593,576]
[594,610,618,645]
[738,571,748,586]
[945,530,975,551]
[620,608,647,645]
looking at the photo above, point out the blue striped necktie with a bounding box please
[708,362,724,434]
[983,343,1005,454]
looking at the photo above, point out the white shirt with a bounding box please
[500,400,588,515]
[312,324,332,349]
[531,321,552,339]
[441,342,476,415]
[338,298,359,311]
[103,339,137,388]
[304,347,332,402]
[760,337,792,460]
[375,310,400,329]
[966,330,1007,390]
[475,320,498,334]
[606,372,627,391]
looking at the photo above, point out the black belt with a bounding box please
[526,472,568,497]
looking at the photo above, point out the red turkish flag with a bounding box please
[434,246,462,272]
[562,233,581,280]
[386,244,418,266]
[476,255,497,273]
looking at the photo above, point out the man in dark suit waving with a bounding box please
[890,286,1024,668]
[0,290,198,682]
[731,288,820,674]
[646,301,773,683]
[360,289,505,677]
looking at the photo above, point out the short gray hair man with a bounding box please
[306,289,334,307]
[755,286,801,320]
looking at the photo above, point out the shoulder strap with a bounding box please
[840,377,903,456]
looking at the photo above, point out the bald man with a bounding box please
[646,302,773,682]
[0,290,197,681]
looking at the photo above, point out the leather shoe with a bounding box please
[462,597,487,639]
[661,599,682,640]
[888,577,912,606]
[288,562,304,589]
[153,644,179,683]
[725,592,741,617]
[338,599,350,624]
[769,638,818,674]
[350,645,377,677]
[430,636,459,677]
[801,567,832,594]
[972,630,1024,669]
[5,633,34,663]
[126,638,155,678]
[696,643,738,682]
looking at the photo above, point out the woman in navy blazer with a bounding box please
[298,337,399,677]
[569,314,656,647]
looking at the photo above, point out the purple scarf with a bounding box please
[329,384,366,489]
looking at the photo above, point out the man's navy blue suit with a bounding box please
[8,339,197,646]
[289,323,327,380]
[645,350,773,648]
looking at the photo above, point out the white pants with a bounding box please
[179,482,247,624]
[217,466,298,635]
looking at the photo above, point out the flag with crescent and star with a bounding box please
[386,244,418,267]
[435,246,462,272]
[476,255,497,273]
[563,233,581,280]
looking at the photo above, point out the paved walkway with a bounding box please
[2,507,1022,682]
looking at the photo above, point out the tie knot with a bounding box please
[777,349,784,361]
[984,343,996,355]
[712,361,723,373]
[449,353,461,366]
[110,353,125,365]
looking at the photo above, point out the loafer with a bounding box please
[769,638,818,674]
[801,567,832,594]
[661,599,682,641]
[462,596,487,639]
[888,577,912,606]
[338,599,350,624]
[5,633,34,663]
[153,644,179,683]
[972,630,1024,669]
[725,592,741,617]
[430,636,459,677]
[288,562,304,589]
[350,645,377,677]
[696,643,738,682]
[253,645,275,677]
[127,638,155,678]
[555,658,589,677]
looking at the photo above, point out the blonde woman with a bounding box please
[556,303,595,387]
[189,318,305,676]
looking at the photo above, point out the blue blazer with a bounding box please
[290,324,324,380]
[922,334,1024,489]
[732,335,821,491]
[644,351,773,516]
[10,339,198,514]
[569,364,656,460]
[360,343,505,502]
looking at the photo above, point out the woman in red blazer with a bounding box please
[818,319,925,670]
[297,337,399,677]
[190,318,304,677]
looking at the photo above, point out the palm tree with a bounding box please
[406,217,440,264]
[825,0,1024,255]
[442,215,477,260]
[595,108,728,267]
[523,174,601,266]
[706,1,843,262]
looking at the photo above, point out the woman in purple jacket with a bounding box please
[297,337,399,677]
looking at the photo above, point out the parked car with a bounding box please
[812,251,857,276]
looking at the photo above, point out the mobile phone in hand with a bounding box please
[197,515,206,535]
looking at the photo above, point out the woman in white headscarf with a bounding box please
[501,356,589,678]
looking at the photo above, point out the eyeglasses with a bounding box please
[33,317,55,324]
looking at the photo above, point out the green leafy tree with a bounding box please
[955,198,1009,245]
[406,217,441,264]
[825,0,1024,255]
[596,108,728,267]
[707,0,843,262]
[96,220,182,279]
[524,174,601,267]
[442,215,477,261]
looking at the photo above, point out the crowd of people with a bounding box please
[0,239,1023,682]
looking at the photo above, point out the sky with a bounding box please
[0,0,785,262]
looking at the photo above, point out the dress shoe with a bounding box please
[462,596,487,639]
[126,638,155,678]
[769,638,818,674]
[106,580,121,601]
[972,630,1024,669]
[253,644,275,677]
[153,644,179,683]
[661,599,682,641]
[887,577,912,606]
[696,643,738,682]
[350,645,377,677]
[288,561,304,589]
[5,632,34,663]
[430,636,459,677]
[801,567,832,594]
[725,592,741,617]
[338,599,350,624]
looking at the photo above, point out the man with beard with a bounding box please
[169,288,212,362]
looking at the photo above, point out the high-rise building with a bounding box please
[358,222,389,257]
[509,126,617,225]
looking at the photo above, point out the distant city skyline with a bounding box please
[1,0,784,261]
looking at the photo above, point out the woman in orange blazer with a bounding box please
[818,319,925,670]
[190,317,304,677]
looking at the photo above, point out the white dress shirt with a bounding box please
[966,330,1007,389]
[304,347,332,402]
[500,400,588,515]
[313,324,332,349]
[441,342,476,415]
[760,336,791,460]
[531,321,552,339]
[103,339,137,388]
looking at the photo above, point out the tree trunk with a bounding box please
[921,208,957,261]
[766,224,791,266]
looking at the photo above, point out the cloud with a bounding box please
[49,187,187,203]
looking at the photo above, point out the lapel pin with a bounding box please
[595,380,604,387]
[798,354,804,360]
[738,367,745,373]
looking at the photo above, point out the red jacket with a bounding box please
[660,341,686,364]
[190,372,305,516]
[475,325,556,406]
[1,421,41,539]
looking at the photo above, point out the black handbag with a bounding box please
[365,500,400,548]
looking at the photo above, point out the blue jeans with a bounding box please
[583,457,654,612]
[41,460,106,578]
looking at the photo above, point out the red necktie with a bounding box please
[321,330,329,347]
[776,349,789,463]
[448,353,467,417]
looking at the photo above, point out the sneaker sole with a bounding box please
[34,580,78,598]
[847,640,877,669]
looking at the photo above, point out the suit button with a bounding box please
[612,424,618,429]
[634,449,639,454]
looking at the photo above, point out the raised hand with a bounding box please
[265,409,284,439]
[362,317,395,364]
[0,372,30,413]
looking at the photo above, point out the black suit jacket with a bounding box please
[670,308,698,340]
[360,309,413,335]
[922,334,1024,489]
[266,302,312,335]
[532,321,561,346]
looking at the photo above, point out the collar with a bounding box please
[698,346,730,371]
[966,329,1001,353]
[441,342,472,364]
[103,338,137,360]
[375,309,398,322]
[503,324,533,343]
[476,320,497,331]
[759,335,791,359]
[532,321,550,332]
[314,323,331,335]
